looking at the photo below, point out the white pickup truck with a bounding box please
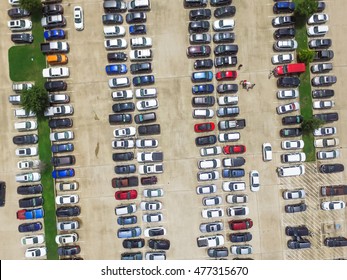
[44,105,74,117]
[197,235,225,248]
[137,152,163,162]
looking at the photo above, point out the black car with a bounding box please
[42,4,64,15]
[134,112,156,124]
[13,134,38,145]
[48,118,73,129]
[194,59,213,69]
[126,12,146,24]
[56,206,81,217]
[210,0,232,6]
[312,89,334,99]
[324,237,347,247]
[287,239,311,249]
[285,203,307,213]
[213,32,235,43]
[214,56,237,67]
[285,226,309,237]
[277,77,300,87]
[102,13,123,25]
[319,164,344,174]
[313,50,334,61]
[0,182,5,207]
[18,222,42,233]
[52,155,75,167]
[145,227,165,237]
[274,28,295,39]
[19,197,43,208]
[214,6,236,18]
[282,115,303,125]
[112,152,134,162]
[229,232,253,243]
[8,8,31,19]
[57,245,81,256]
[112,102,135,113]
[214,44,238,56]
[189,9,211,20]
[129,24,146,35]
[317,1,325,12]
[207,247,229,258]
[141,176,157,185]
[17,184,43,195]
[130,62,152,74]
[188,21,210,33]
[123,238,145,249]
[309,39,332,49]
[44,80,67,92]
[280,128,302,137]
[109,113,132,124]
[11,33,33,44]
[192,96,215,107]
[138,124,161,135]
[313,112,338,123]
[107,52,127,62]
[217,84,238,93]
[184,0,208,8]
[115,164,136,174]
[148,239,170,250]
[195,135,217,146]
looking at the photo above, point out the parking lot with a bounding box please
[0,0,347,260]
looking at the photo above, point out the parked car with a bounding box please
[309,39,332,49]
[276,102,300,114]
[321,201,345,211]
[277,77,300,87]
[314,50,334,61]
[214,5,236,18]
[189,8,211,20]
[274,28,295,39]
[272,53,293,64]
[313,112,338,123]
[250,170,260,192]
[272,16,295,27]
[311,75,337,86]
[285,202,307,213]
[307,25,328,36]
[319,164,344,174]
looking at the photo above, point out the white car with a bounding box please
[218,96,238,105]
[197,171,219,181]
[135,139,158,148]
[277,90,299,99]
[50,131,74,142]
[201,208,224,218]
[48,94,70,104]
[144,227,166,237]
[142,213,163,223]
[202,196,222,206]
[15,147,38,157]
[313,100,335,109]
[111,90,133,100]
[42,67,69,78]
[8,19,32,31]
[139,163,163,174]
[314,138,339,148]
[55,194,79,205]
[200,146,222,157]
[307,25,329,36]
[226,194,248,204]
[130,37,152,48]
[262,143,272,161]
[55,233,79,245]
[271,53,293,64]
[193,109,214,119]
[104,38,127,49]
[136,99,158,111]
[313,127,336,136]
[218,132,240,142]
[15,172,41,182]
[17,160,40,170]
[213,19,235,31]
[73,6,84,31]
[222,181,246,192]
[113,127,136,138]
[250,170,260,192]
[317,150,339,160]
[311,63,333,73]
[273,40,298,51]
[282,189,306,200]
[307,13,329,25]
[25,247,47,258]
[57,221,79,231]
[143,188,164,198]
[281,152,306,163]
[276,102,300,114]
[231,245,253,255]
[21,235,45,246]
[321,201,346,211]
[197,235,224,247]
[281,140,304,150]
[227,206,249,216]
[198,159,221,169]
[112,139,135,149]
[9,0,20,5]
[135,88,157,98]
[12,82,33,92]
[196,184,217,195]
[56,182,79,191]
[140,201,162,211]
[108,77,130,88]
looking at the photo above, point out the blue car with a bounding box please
[192,84,214,94]
[117,226,142,238]
[44,29,65,40]
[222,168,245,178]
[105,64,127,75]
[18,222,42,233]
[129,24,146,35]
[117,215,137,226]
[133,75,155,86]
[52,168,75,179]
[192,71,213,83]
[51,143,74,153]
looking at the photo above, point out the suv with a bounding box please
[285,226,309,236]
[188,21,210,33]
[138,124,160,135]
[45,80,67,91]
[287,239,311,249]
[11,33,33,44]
[229,219,253,230]
[273,2,295,13]
[187,45,211,57]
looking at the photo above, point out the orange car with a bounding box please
[46,54,68,65]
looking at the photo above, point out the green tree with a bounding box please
[19,0,42,12]
[301,118,325,135]
[297,49,315,65]
[20,86,49,117]
[294,0,318,18]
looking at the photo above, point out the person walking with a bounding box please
[238,64,243,70]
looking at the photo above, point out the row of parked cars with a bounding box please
[102,0,170,261]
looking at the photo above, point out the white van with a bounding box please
[281,152,306,163]
[277,165,305,177]
[193,109,214,119]
[103,26,126,37]
[14,109,36,118]
[14,121,37,131]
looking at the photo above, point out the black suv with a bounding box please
[130,62,152,74]
[44,80,67,91]
[112,102,135,113]
[324,237,347,247]
[148,239,170,250]
[112,152,134,162]
[277,77,300,87]
[109,113,132,124]
[189,9,211,20]
[274,28,295,39]
[195,135,217,146]
[48,118,73,129]
[13,134,38,145]
[19,197,43,208]
[313,112,338,123]
[51,155,76,167]
[280,128,303,137]
[214,44,238,55]
[188,21,210,33]
[11,33,33,44]
[126,12,146,24]
[138,124,161,135]
[285,226,309,236]
[194,59,213,69]
[107,52,127,62]
[319,164,344,174]
[8,8,31,19]
[282,115,303,125]
[56,206,81,217]
[184,0,207,8]
[42,4,64,16]
[17,184,43,195]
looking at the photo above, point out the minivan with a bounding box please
[134,112,156,124]
[277,165,305,177]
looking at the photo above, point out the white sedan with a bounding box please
[218,96,238,105]
[50,131,74,142]
[113,127,136,138]
[277,90,299,99]
[143,188,164,198]
[201,208,224,218]
[112,139,135,149]
[213,19,235,31]
[321,201,346,211]
[57,221,79,231]
[276,102,300,114]
[313,100,335,109]
[21,235,45,246]
[250,170,260,192]
[143,213,163,223]
[313,127,336,136]
[104,38,127,50]
[73,6,84,31]
[136,99,158,111]
[307,14,329,25]
[307,25,329,36]
[55,194,79,205]
[25,247,47,258]
[271,53,293,64]
[135,139,158,148]
[55,233,79,245]
[140,201,162,211]
[42,67,69,78]
[15,147,38,157]
[317,149,339,160]
[281,140,304,150]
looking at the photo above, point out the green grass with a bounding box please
[8,11,58,259]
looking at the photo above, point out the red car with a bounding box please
[115,190,138,200]
[229,218,253,230]
[194,122,215,133]
[223,145,246,154]
[216,71,237,81]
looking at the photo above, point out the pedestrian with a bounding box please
[238,64,243,70]
[251,83,256,89]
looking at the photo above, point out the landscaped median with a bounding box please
[8,11,58,260]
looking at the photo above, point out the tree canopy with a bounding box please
[20,86,49,117]
[19,0,42,12]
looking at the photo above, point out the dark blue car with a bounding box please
[44,29,65,40]
[222,168,245,178]
[51,143,74,153]
[52,168,75,179]
[133,75,155,86]
[129,24,146,35]
[192,84,214,94]
[117,215,137,225]
[105,64,127,75]
[18,222,42,233]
